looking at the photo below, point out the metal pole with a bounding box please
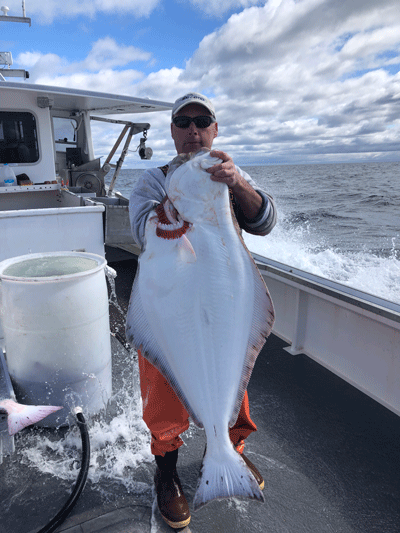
[104,124,129,165]
[107,125,136,197]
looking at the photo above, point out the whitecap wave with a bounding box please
[244,219,400,305]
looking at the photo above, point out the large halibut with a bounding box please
[126,148,274,510]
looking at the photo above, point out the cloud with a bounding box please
[176,0,400,161]
[16,37,151,90]
[78,38,152,71]
[183,0,400,84]
[32,69,145,94]
[16,51,67,79]
[129,67,197,102]
[4,0,161,23]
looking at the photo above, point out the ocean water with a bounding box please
[108,161,400,305]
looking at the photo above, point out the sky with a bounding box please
[1,0,400,168]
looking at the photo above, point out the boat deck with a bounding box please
[0,260,399,533]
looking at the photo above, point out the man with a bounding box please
[129,93,277,528]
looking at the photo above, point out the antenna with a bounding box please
[0,2,30,79]
[0,3,30,24]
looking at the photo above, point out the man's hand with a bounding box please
[207,150,241,188]
[207,150,262,220]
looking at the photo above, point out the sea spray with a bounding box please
[244,223,400,305]
[106,265,125,317]
[18,345,153,496]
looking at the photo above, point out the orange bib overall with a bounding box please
[138,350,257,457]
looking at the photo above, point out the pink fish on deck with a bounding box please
[0,399,62,436]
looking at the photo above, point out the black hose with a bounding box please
[36,410,91,533]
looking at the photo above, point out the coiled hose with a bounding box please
[36,408,90,533]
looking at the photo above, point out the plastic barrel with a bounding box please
[0,252,112,427]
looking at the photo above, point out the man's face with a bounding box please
[170,103,218,154]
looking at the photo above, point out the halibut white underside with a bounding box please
[126,149,274,509]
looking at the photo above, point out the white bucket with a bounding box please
[0,252,112,427]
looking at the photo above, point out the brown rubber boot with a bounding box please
[154,449,191,529]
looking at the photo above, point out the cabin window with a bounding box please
[53,117,78,149]
[0,112,39,164]
[53,116,83,168]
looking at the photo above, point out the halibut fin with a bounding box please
[193,446,264,511]
[178,234,196,263]
[229,234,275,428]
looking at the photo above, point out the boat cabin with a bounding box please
[0,81,172,262]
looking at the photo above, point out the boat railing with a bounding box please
[254,253,400,416]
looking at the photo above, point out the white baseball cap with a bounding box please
[171,92,216,119]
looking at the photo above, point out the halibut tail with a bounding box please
[193,446,264,511]
[0,399,63,436]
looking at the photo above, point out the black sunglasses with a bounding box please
[172,115,216,129]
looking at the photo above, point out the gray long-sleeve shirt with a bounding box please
[129,163,277,250]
